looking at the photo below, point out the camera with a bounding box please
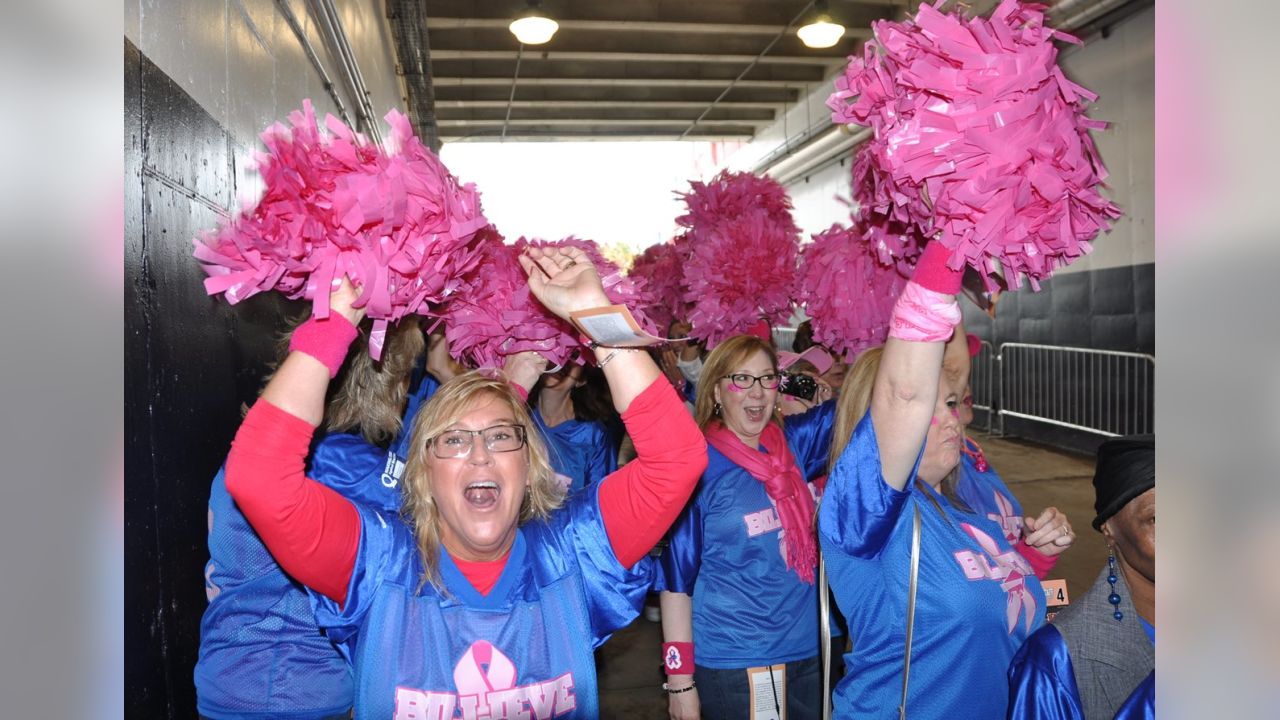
[778,372,818,401]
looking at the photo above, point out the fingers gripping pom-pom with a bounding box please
[827,0,1122,290]
[431,233,660,370]
[514,236,661,340]
[676,171,801,348]
[192,101,488,359]
[430,227,577,370]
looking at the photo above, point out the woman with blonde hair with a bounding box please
[224,246,708,718]
[819,244,1072,718]
[658,333,836,720]
[197,318,429,720]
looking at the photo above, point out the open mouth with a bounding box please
[464,481,500,509]
[743,405,767,423]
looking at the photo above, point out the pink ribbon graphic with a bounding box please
[453,640,518,698]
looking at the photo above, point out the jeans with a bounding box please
[695,655,822,719]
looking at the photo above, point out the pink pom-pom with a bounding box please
[432,227,582,369]
[676,171,801,347]
[828,0,1122,290]
[798,223,911,362]
[626,240,690,333]
[513,237,661,338]
[193,101,488,357]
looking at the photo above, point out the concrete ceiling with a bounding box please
[425,0,909,141]
[421,0,1141,143]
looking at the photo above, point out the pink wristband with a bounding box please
[1015,539,1059,579]
[288,314,358,378]
[888,283,962,343]
[509,382,530,403]
[663,642,695,675]
[911,240,964,295]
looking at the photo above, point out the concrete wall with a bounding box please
[124,2,405,715]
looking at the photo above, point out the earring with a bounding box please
[1107,548,1123,621]
[714,402,722,416]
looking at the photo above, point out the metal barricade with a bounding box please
[969,340,996,433]
[996,343,1155,438]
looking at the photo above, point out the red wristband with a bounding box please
[289,314,358,378]
[911,240,964,295]
[663,642,695,675]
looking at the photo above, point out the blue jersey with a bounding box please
[956,439,1025,547]
[309,482,652,719]
[818,413,1045,719]
[195,376,439,719]
[657,402,835,668]
[532,409,617,494]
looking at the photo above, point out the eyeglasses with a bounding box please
[429,424,527,459]
[721,373,782,390]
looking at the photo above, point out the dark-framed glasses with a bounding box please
[429,424,527,459]
[722,373,782,390]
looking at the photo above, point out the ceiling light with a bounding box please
[509,1,559,45]
[797,0,845,49]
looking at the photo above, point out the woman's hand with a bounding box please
[517,246,611,320]
[331,275,365,326]
[501,350,549,397]
[1023,506,1075,557]
[666,685,700,720]
[425,327,463,383]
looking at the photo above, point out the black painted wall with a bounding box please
[126,39,296,718]
[963,262,1155,454]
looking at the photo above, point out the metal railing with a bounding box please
[969,340,997,433]
[994,343,1155,438]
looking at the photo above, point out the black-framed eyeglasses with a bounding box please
[429,424,527,459]
[721,373,782,390]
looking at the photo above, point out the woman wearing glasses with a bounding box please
[657,334,836,720]
[224,246,708,718]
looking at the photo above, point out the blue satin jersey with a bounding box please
[656,401,835,668]
[1006,625,1155,720]
[195,375,439,719]
[819,413,1045,719]
[310,482,652,719]
[956,439,1025,547]
[532,409,618,494]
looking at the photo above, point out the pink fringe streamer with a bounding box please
[431,227,581,370]
[676,171,801,348]
[798,223,911,362]
[828,0,1122,290]
[627,240,689,333]
[193,100,487,357]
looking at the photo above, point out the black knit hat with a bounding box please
[1091,434,1155,531]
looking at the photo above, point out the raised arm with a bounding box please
[224,279,367,603]
[870,242,964,491]
[518,247,707,565]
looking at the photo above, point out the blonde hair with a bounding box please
[248,315,425,446]
[400,371,564,591]
[325,320,426,445]
[693,335,782,431]
[828,345,970,514]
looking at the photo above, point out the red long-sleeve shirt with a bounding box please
[226,377,706,603]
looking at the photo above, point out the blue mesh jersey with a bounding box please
[656,401,835,668]
[195,375,439,719]
[818,413,1046,719]
[532,409,618,494]
[309,482,653,719]
[956,438,1025,547]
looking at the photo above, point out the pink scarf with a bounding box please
[705,421,817,584]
